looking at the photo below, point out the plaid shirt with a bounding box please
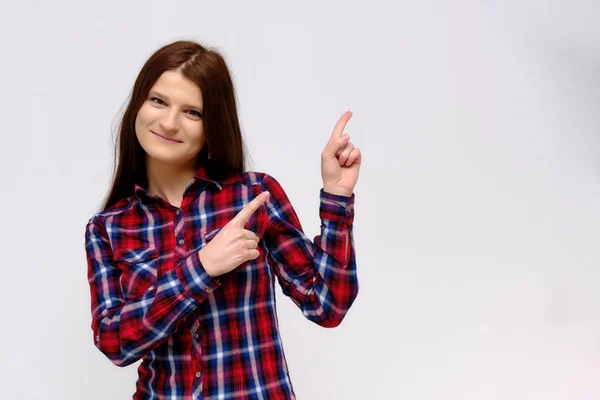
[85,165,358,399]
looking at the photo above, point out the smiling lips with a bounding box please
[152,131,182,143]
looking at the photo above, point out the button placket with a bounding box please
[174,208,184,247]
[190,323,203,387]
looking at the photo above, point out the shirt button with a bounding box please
[195,372,201,378]
[178,239,184,245]
[95,335,100,342]
[175,209,181,215]
[193,333,199,339]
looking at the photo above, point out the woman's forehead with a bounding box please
[150,70,203,107]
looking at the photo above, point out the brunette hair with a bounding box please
[102,40,246,211]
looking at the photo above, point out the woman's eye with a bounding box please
[151,97,165,105]
[188,110,202,118]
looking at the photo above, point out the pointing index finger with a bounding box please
[330,111,353,140]
[232,191,270,226]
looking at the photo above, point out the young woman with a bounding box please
[85,40,361,400]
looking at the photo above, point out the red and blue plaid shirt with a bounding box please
[85,165,358,399]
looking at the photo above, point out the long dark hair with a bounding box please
[101,40,247,211]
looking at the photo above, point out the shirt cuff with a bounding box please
[175,251,221,303]
[319,189,355,224]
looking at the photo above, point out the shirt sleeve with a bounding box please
[261,174,359,328]
[85,216,221,367]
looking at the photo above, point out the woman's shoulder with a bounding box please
[235,170,287,192]
[86,196,134,228]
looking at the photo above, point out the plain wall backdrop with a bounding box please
[1,1,599,399]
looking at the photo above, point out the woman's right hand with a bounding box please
[198,191,270,277]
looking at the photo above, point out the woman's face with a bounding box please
[135,70,206,167]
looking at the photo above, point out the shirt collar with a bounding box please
[192,163,223,190]
[133,163,245,201]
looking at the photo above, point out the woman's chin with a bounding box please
[144,148,189,165]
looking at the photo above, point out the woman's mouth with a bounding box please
[152,131,182,143]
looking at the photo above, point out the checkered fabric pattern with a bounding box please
[85,165,358,399]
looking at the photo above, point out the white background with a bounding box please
[1,1,599,399]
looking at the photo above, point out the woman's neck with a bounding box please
[146,158,197,208]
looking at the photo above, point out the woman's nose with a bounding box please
[159,110,179,132]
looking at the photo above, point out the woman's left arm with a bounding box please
[262,175,358,328]
[262,111,361,328]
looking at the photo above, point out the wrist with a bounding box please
[198,249,217,277]
[323,186,353,197]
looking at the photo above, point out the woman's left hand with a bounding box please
[321,111,362,197]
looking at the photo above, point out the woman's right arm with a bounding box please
[85,216,220,367]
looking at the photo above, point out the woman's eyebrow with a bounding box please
[148,90,203,111]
